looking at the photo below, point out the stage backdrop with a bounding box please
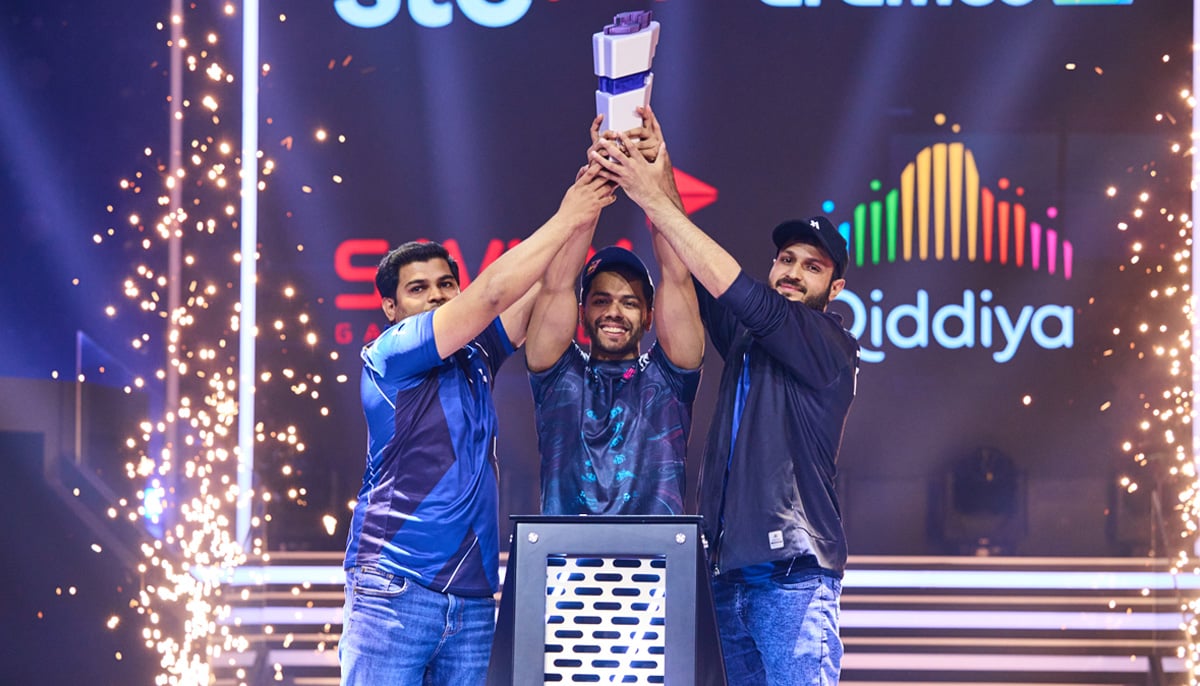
[242,0,1188,555]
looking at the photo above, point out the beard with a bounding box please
[775,278,834,311]
[584,316,642,360]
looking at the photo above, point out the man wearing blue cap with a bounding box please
[592,109,860,685]
[525,115,705,516]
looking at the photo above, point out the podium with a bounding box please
[487,515,727,685]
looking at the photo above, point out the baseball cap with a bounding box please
[579,246,655,306]
[771,216,849,280]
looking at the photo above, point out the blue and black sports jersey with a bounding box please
[344,309,513,597]
[530,342,700,516]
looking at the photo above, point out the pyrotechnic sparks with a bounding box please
[89,3,336,684]
[1106,52,1199,682]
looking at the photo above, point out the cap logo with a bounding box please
[585,259,601,277]
[810,219,821,230]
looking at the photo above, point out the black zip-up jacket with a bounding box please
[696,271,859,577]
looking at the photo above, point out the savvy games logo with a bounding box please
[329,169,718,345]
[832,141,1074,364]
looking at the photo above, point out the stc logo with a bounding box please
[832,141,1074,364]
[334,0,531,29]
[334,0,1130,28]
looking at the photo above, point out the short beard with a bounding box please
[775,280,833,311]
[803,282,834,311]
[584,318,642,360]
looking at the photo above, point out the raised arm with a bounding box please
[649,222,704,369]
[591,127,742,301]
[631,108,703,369]
[524,210,598,372]
[432,164,614,360]
[497,280,542,351]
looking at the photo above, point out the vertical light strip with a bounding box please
[932,143,946,260]
[949,142,963,261]
[901,163,915,261]
[166,0,183,527]
[917,147,931,260]
[238,0,260,546]
[1192,0,1200,532]
[965,150,979,262]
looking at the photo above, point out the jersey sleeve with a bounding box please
[529,344,585,405]
[694,276,738,360]
[473,316,516,377]
[361,310,442,389]
[647,342,702,403]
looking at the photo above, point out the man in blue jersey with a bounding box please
[526,111,704,516]
[593,113,860,685]
[339,163,615,686]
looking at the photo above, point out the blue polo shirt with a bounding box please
[344,309,513,597]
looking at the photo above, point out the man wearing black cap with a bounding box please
[592,111,859,685]
[525,115,704,516]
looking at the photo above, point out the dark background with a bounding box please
[0,2,1188,681]
[248,0,1191,557]
[1,0,1190,568]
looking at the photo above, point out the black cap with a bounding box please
[579,246,655,305]
[771,216,849,280]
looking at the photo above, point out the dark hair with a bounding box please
[375,241,460,300]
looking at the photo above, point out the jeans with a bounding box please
[712,570,843,686]
[339,566,496,686]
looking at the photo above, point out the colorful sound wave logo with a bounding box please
[834,141,1075,365]
[843,142,1072,280]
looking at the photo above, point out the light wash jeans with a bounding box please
[712,570,843,685]
[339,566,495,686]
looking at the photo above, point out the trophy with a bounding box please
[593,10,660,134]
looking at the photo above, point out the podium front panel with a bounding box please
[488,515,726,686]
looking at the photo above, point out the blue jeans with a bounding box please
[712,570,843,686]
[339,566,496,686]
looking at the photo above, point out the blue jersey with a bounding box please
[344,310,513,597]
[530,342,700,516]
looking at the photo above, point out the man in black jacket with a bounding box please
[593,110,859,685]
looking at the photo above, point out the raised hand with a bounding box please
[590,132,668,209]
[558,162,617,225]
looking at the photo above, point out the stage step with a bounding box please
[202,553,1188,685]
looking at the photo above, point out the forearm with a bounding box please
[433,210,591,359]
[525,220,596,370]
[498,281,541,350]
[544,216,596,296]
[650,227,704,369]
[641,192,741,298]
[474,211,586,311]
[593,136,740,298]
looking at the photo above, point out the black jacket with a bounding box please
[696,272,859,577]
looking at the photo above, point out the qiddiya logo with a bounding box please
[836,287,1073,364]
